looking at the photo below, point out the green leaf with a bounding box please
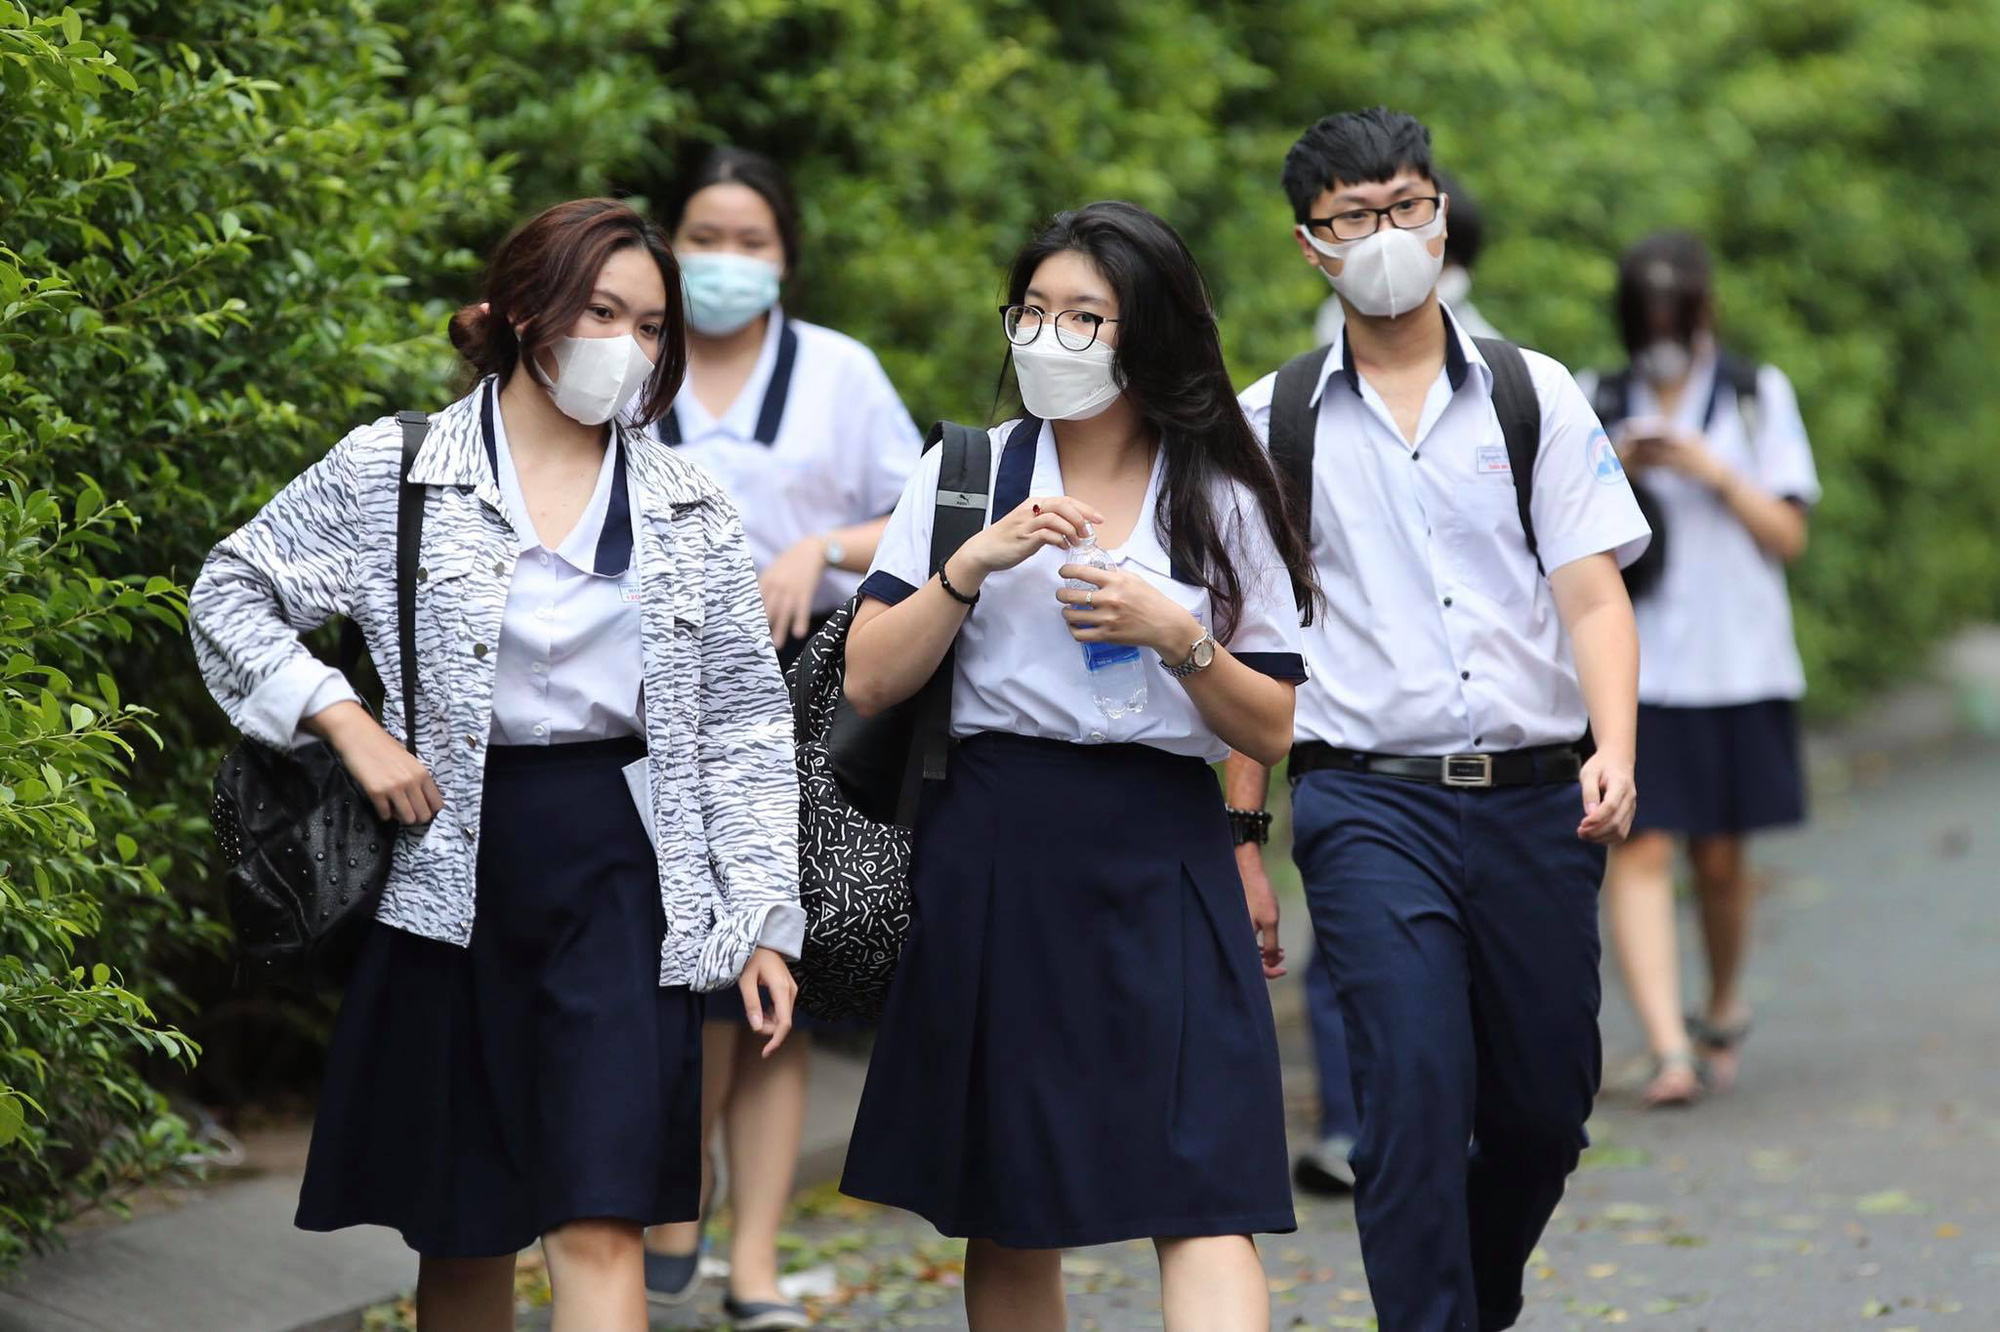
[59,6,80,44]
[0,1094,24,1148]
[91,962,110,985]
[115,833,138,861]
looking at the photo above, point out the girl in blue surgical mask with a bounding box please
[641,148,923,1330]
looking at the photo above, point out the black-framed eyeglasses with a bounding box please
[1000,303,1121,352]
[1305,195,1442,242]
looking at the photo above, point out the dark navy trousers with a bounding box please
[1304,940,1360,1141]
[1292,767,1606,1332]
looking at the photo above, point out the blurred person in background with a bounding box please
[1315,166,1497,346]
[639,146,922,1331]
[1585,231,1819,1108]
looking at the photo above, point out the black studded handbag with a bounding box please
[209,411,429,991]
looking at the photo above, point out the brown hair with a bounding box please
[448,198,686,425]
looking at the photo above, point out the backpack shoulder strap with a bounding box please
[1473,337,1546,575]
[1710,350,1763,450]
[1588,367,1633,433]
[895,420,996,825]
[394,410,430,758]
[1268,345,1332,534]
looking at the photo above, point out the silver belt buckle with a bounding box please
[1442,753,1494,788]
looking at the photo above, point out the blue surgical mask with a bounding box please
[678,251,782,337]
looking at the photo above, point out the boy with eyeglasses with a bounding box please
[1227,107,1651,1331]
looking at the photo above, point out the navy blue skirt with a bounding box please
[295,737,703,1257]
[840,733,1296,1249]
[1633,699,1807,837]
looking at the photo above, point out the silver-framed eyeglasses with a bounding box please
[1001,303,1121,352]
[1305,195,1442,242]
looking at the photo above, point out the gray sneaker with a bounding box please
[724,1294,811,1330]
[1292,1133,1357,1195]
[643,1239,705,1307]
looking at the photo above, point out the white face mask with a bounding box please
[1300,211,1446,319]
[1634,339,1693,386]
[532,332,656,426]
[1011,338,1122,421]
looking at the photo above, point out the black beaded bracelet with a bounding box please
[1226,806,1274,846]
[938,562,980,607]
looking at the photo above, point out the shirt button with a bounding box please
[532,723,547,737]
[472,642,489,659]
[1461,670,1471,681]
[462,827,475,841]
[1475,737,1485,746]
[539,553,551,567]
[1411,452,1421,462]
[493,561,508,577]
[531,661,548,676]
[464,735,479,749]
[1442,596,1453,608]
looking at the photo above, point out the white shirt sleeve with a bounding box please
[858,440,944,606]
[1238,371,1279,446]
[1524,355,1654,574]
[1215,480,1307,681]
[1749,364,1821,507]
[854,350,924,519]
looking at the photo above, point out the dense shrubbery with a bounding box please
[3,0,1996,1272]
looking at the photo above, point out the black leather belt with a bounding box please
[1290,740,1582,789]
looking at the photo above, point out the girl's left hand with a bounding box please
[738,946,797,1057]
[758,538,827,648]
[1056,563,1202,659]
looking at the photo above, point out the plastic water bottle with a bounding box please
[1064,526,1147,725]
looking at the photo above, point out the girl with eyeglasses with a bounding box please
[837,202,1320,1332]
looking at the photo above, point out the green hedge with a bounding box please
[3,0,1997,1273]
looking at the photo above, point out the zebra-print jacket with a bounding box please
[190,382,800,991]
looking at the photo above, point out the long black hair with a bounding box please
[1001,201,1321,637]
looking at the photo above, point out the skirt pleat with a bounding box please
[840,732,1296,1248]
[295,736,703,1257]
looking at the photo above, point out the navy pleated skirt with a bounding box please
[295,737,703,1258]
[840,732,1297,1249]
[1632,699,1807,837]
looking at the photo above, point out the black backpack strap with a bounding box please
[1474,337,1546,575]
[1269,345,1332,534]
[1708,350,1762,452]
[394,410,430,758]
[895,420,995,826]
[1588,367,1633,434]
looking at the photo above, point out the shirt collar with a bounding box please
[673,307,787,441]
[1001,417,1185,583]
[482,379,633,576]
[1311,302,1480,408]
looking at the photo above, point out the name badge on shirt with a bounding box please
[619,574,643,603]
[1476,445,1513,476]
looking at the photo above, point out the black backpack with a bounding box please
[1587,353,1761,599]
[783,420,993,1021]
[210,412,428,991]
[1269,336,1549,571]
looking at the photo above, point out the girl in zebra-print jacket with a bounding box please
[189,198,801,1319]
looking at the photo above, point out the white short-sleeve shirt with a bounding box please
[1583,351,1819,706]
[1239,308,1652,755]
[652,311,921,614]
[859,418,1307,763]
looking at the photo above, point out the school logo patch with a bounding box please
[1588,428,1625,485]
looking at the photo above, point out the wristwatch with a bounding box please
[821,535,845,568]
[1163,628,1218,680]
[1226,806,1273,846]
